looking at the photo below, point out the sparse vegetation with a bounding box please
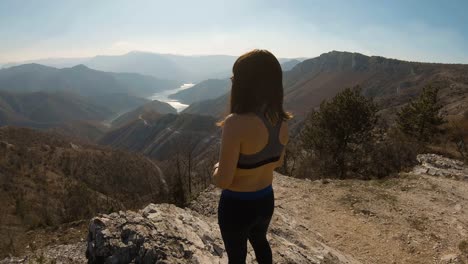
[0,127,172,258]
[294,84,452,180]
[35,253,46,264]
[363,127,421,178]
[160,133,219,206]
[459,240,468,256]
[445,113,468,161]
[171,134,202,205]
[277,137,304,177]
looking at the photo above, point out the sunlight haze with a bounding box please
[1,0,468,64]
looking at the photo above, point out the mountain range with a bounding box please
[0,63,182,121]
[0,63,182,139]
[0,63,180,98]
[1,50,467,158]
[183,51,468,123]
[94,51,468,158]
[168,78,230,105]
[283,51,468,117]
[2,51,304,82]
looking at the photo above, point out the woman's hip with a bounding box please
[217,187,274,228]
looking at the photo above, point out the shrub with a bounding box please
[363,128,422,178]
[448,116,468,160]
[276,137,305,177]
[459,240,468,256]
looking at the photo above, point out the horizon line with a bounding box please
[2,49,467,67]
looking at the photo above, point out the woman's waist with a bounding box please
[221,183,273,200]
[228,172,273,190]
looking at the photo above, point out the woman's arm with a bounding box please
[212,114,241,189]
[275,121,289,168]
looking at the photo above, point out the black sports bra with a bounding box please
[236,111,285,169]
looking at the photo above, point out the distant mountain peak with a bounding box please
[295,50,409,73]
[9,63,57,71]
[125,50,165,57]
[327,50,355,54]
[70,64,91,70]
[127,50,152,55]
[319,50,367,59]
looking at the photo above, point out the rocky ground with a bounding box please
[192,154,468,263]
[85,203,357,264]
[2,154,467,263]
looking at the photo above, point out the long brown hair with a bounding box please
[217,49,293,126]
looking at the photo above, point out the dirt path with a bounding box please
[272,172,468,264]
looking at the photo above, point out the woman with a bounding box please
[212,49,292,264]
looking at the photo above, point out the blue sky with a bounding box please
[1,0,467,63]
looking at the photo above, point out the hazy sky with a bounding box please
[1,0,468,64]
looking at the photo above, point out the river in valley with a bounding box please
[102,83,195,127]
[148,83,195,112]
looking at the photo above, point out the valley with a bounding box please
[148,83,195,112]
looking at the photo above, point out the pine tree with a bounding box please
[397,85,445,142]
[300,86,378,179]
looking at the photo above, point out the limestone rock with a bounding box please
[412,154,468,181]
[440,253,463,264]
[86,202,360,264]
[86,203,228,264]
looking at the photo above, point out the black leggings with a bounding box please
[217,188,274,264]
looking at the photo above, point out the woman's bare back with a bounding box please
[227,113,289,192]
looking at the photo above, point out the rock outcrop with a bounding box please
[412,153,468,180]
[86,204,225,264]
[86,201,360,264]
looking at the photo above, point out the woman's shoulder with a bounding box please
[222,113,256,132]
[225,112,255,122]
[222,113,244,128]
[227,112,288,124]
